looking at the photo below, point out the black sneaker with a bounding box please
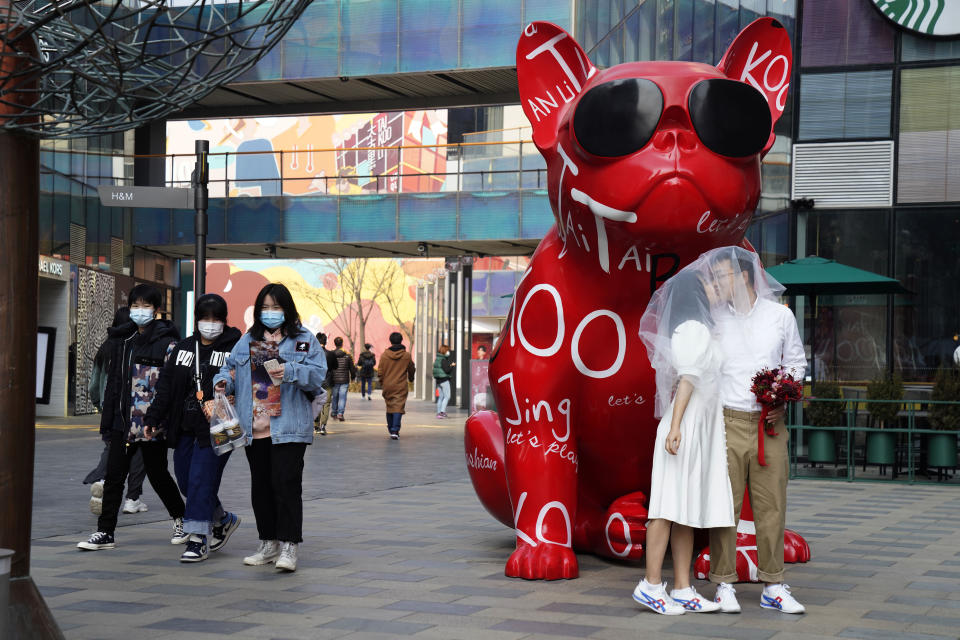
[319,425,327,436]
[390,433,399,440]
[210,512,241,552]
[77,531,115,550]
[180,536,209,563]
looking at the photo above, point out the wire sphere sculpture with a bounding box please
[0,1,311,138]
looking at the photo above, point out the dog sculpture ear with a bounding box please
[516,22,596,151]
[718,17,793,152]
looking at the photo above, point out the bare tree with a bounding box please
[375,260,416,347]
[292,258,396,356]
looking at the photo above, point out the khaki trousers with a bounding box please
[708,408,788,584]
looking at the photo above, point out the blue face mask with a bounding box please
[260,310,285,329]
[130,307,155,327]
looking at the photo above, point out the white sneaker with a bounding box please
[90,480,104,498]
[170,518,189,544]
[122,498,148,514]
[715,582,741,613]
[632,579,686,615]
[243,540,280,566]
[275,542,298,572]
[671,586,721,613]
[761,583,805,614]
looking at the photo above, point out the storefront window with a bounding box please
[898,67,960,203]
[894,210,960,380]
[800,0,894,68]
[803,210,890,382]
[798,71,892,140]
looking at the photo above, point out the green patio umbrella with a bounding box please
[765,256,910,383]
[765,256,910,296]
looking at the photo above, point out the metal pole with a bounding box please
[192,140,209,296]
[460,262,473,408]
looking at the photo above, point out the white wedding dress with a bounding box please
[646,320,734,529]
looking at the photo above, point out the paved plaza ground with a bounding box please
[28,394,960,639]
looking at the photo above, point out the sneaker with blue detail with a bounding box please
[632,579,686,615]
[210,512,241,552]
[761,583,805,614]
[670,586,720,612]
[180,535,208,563]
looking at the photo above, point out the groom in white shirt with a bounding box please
[707,252,807,615]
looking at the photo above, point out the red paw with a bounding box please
[784,527,811,563]
[505,544,578,580]
[693,528,811,582]
[598,491,648,560]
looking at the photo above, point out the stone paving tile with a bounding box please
[490,619,604,637]
[58,599,169,614]
[907,582,960,592]
[431,584,533,598]
[141,617,260,634]
[660,621,776,639]
[319,617,435,634]
[923,569,960,579]
[537,601,639,618]
[864,610,960,628]
[838,628,955,640]
[381,599,488,615]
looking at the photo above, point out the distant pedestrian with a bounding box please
[330,336,356,421]
[432,345,455,419]
[145,294,243,563]
[378,332,416,440]
[78,284,185,551]
[214,283,326,572]
[356,343,376,401]
[84,307,149,517]
[314,332,338,435]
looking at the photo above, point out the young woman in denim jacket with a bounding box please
[214,283,326,572]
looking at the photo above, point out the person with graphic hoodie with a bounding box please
[330,336,357,421]
[378,332,416,439]
[144,294,243,563]
[78,283,186,551]
[313,332,338,435]
[84,307,150,517]
[214,283,326,572]
[356,344,376,401]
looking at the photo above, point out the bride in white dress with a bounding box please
[631,262,735,615]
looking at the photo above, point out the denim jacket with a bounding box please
[213,327,326,444]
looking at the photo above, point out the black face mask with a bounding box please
[572,77,772,159]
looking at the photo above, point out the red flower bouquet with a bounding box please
[750,368,803,466]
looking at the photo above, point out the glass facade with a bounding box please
[577,0,796,68]
[794,0,960,381]
[236,0,572,82]
[39,133,133,270]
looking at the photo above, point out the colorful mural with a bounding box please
[166,111,448,197]
[198,258,439,357]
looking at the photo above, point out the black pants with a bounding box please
[98,432,185,535]
[84,439,147,500]
[245,438,306,543]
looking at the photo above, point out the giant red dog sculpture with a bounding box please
[465,18,810,580]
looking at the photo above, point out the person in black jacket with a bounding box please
[84,307,150,517]
[144,294,243,562]
[330,336,357,421]
[356,344,376,401]
[77,283,186,551]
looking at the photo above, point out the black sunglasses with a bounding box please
[572,77,772,159]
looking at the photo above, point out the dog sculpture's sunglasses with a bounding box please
[572,77,773,159]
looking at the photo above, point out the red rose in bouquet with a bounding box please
[750,368,803,466]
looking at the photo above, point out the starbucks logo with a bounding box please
[870,0,960,36]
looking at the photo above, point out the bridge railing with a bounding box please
[40,140,549,198]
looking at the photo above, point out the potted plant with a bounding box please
[865,372,903,466]
[806,381,843,464]
[927,367,960,468]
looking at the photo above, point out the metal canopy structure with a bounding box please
[0,0,312,137]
